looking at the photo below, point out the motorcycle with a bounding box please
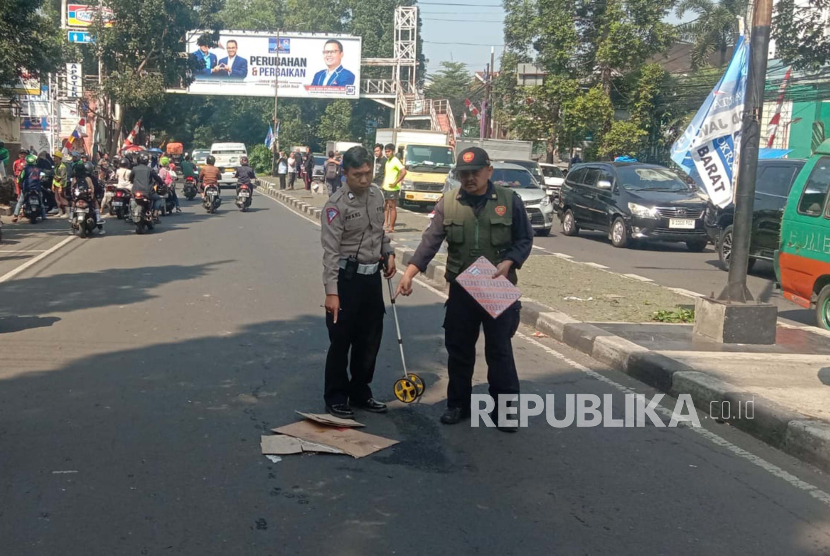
[236,183,252,212]
[156,183,171,217]
[22,188,44,224]
[112,187,132,220]
[203,184,221,214]
[183,177,197,200]
[39,170,57,213]
[70,181,99,238]
[131,191,155,234]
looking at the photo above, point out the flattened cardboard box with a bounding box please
[273,421,398,458]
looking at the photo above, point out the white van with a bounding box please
[210,142,247,186]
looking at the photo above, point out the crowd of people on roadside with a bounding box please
[273,147,315,192]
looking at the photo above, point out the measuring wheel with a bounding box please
[407,373,426,397]
[393,378,419,404]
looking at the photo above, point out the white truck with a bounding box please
[374,128,453,208]
[209,142,248,186]
[455,138,533,161]
[325,141,362,155]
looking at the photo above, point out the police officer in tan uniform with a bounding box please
[321,146,396,418]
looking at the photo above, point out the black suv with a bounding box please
[557,162,710,250]
[704,158,805,271]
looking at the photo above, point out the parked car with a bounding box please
[557,162,709,250]
[312,153,326,183]
[444,162,554,236]
[775,143,830,330]
[492,159,545,185]
[705,158,805,271]
[539,163,566,201]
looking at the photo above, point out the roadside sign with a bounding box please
[66,63,83,98]
[68,31,94,44]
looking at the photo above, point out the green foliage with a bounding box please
[425,62,475,128]
[249,144,273,174]
[0,0,64,93]
[675,0,745,69]
[652,308,695,323]
[774,0,830,71]
[317,100,354,142]
[601,120,648,158]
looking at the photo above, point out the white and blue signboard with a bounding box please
[68,31,94,44]
[671,36,749,208]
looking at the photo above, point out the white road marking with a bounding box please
[0,237,75,284]
[405,272,830,508]
[583,262,609,269]
[668,287,704,298]
[269,185,830,505]
[551,252,573,259]
[623,273,654,282]
[532,245,547,251]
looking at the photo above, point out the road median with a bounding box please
[258,177,830,474]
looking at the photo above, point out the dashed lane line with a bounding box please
[260,189,830,507]
[0,236,75,284]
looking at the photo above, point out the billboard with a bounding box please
[186,31,361,99]
[67,4,114,27]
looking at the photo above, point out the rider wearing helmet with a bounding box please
[158,157,181,213]
[69,161,105,232]
[198,155,222,200]
[13,154,46,222]
[236,155,256,197]
[52,150,69,217]
[130,152,165,221]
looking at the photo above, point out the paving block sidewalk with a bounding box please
[257,177,830,474]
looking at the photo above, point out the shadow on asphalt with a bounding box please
[0,308,824,554]
[0,315,60,334]
[0,261,231,317]
[99,210,217,237]
[563,230,715,253]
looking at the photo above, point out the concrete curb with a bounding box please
[256,177,830,474]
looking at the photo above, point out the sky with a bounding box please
[419,0,506,77]
[419,1,689,77]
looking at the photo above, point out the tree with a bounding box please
[675,0,746,69]
[774,0,830,71]
[0,0,63,93]
[317,100,353,142]
[91,0,223,153]
[601,120,648,158]
[425,62,475,128]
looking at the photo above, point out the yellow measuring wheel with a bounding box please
[388,278,427,403]
[394,378,419,403]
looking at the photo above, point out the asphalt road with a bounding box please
[2,193,830,554]
[531,224,817,326]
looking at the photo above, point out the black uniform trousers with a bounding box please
[443,281,521,410]
[324,269,385,406]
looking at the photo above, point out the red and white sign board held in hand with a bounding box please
[454,256,522,319]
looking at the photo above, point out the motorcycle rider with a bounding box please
[158,157,181,213]
[236,155,256,197]
[68,161,105,234]
[116,158,132,190]
[12,154,47,222]
[198,155,222,201]
[129,153,164,222]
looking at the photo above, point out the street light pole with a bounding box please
[718,0,773,302]
[271,29,280,176]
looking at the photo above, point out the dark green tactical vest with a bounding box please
[443,185,517,284]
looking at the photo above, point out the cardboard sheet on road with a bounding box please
[295,411,364,428]
[273,421,398,458]
[260,434,346,455]
[455,256,522,318]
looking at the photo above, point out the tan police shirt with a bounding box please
[321,184,392,295]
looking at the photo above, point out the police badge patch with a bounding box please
[325,207,339,224]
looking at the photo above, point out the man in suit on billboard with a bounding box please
[213,40,248,79]
[191,43,218,76]
[311,39,355,87]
